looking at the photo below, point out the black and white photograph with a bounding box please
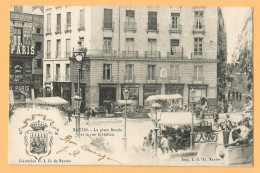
[9,6,253,166]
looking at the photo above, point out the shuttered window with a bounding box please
[47,14,51,33]
[66,12,71,27]
[195,11,204,29]
[148,11,157,30]
[171,13,180,28]
[194,38,203,55]
[79,9,85,27]
[56,14,61,31]
[104,9,113,29]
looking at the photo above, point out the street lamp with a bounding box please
[151,102,161,158]
[71,95,82,137]
[122,89,130,151]
[190,88,196,149]
[72,38,87,138]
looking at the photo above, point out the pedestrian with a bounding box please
[223,103,228,113]
[228,91,231,101]
[148,130,153,145]
[247,83,251,92]
[160,135,169,154]
[213,111,219,124]
[228,103,233,113]
[236,90,239,100]
[67,108,72,123]
[232,91,235,101]
[239,92,242,101]
[91,105,96,117]
[84,107,91,125]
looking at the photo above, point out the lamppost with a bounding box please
[190,88,196,149]
[122,89,130,151]
[151,103,161,158]
[71,38,87,138]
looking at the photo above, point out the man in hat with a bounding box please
[67,107,72,123]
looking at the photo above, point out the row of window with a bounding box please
[45,37,204,58]
[45,63,203,82]
[46,9,204,33]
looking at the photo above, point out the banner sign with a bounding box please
[10,45,35,56]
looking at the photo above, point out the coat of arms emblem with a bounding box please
[19,114,59,161]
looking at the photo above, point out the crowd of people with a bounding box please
[143,126,191,154]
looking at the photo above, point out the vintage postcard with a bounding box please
[8,5,253,166]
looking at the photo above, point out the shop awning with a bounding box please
[158,112,200,126]
[146,94,183,101]
[29,97,68,105]
[117,100,136,105]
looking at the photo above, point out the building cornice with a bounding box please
[88,57,218,63]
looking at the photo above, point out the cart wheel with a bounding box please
[194,132,201,142]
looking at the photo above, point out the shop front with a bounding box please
[121,84,139,105]
[188,84,208,104]
[99,84,117,113]
[143,84,161,106]
[53,82,72,104]
[9,83,34,103]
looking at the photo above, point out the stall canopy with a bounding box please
[117,100,136,106]
[146,94,183,101]
[29,97,68,105]
[158,112,200,126]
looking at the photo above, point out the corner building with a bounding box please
[43,6,225,109]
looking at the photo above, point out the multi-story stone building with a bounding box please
[43,6,225,111]
[9,6,43,103]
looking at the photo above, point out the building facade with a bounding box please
[9,6,43,103]
[43,6,224,110]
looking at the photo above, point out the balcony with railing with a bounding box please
[103,21,114,31]
[55,25,61,34]
[169,24,182,33]
[65,75,70,82]
[167,47,184,59]
[54,75,62,81]
[46,28,51,35]
[46,52,51,59]
[192,76,204,84]
[146,76,158,83]
[78,22,85,31]
[122,51,139,58]
[124,22,136,32]
[145,51,161,59]
[191,52,216,59]
[124,76,135,83]
[65,51,71,58]
[147,23,159,33]
[46,74,51,81]
[102,75,113,83]
[56,51,61,58]
[64,24,72,33]
[192,25,205,34]
[169,76,180,83]
[87,49,117,58]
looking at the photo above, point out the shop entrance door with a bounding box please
[99,87,116,113]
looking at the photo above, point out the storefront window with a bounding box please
[143,84,161,106]
[121,85,139,103]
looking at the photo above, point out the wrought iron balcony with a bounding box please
[191,52,216,59]
[65,51,71,58]
[146,76,158,83]
[124,76,135,83]
[147,23,159,33]
[103,21,114,31]
[122,51,139,58]
[169,24,182,33]
[54,75,62,82]
[169,76,180,83]
[145,51,161,58]
[192,25,205,34]
[192,76,204,84]
[87,49,117,58]
[55,25,61,34]
[167,47,184,59]
[124,22,136,32]
[64,24,72,33]
[102,75,113,83]
[78,22,85,31]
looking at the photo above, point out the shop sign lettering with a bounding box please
[10,85,30,92]
[100,84,117,88]
[10,45,35,55]
[10,12,32,22]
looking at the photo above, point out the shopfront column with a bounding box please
[139,84,143,106]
